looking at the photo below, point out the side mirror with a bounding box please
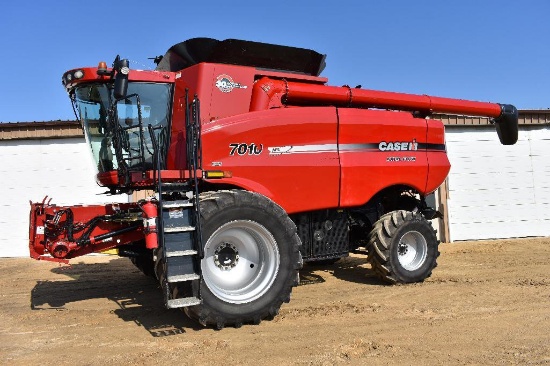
[114,58,130,99]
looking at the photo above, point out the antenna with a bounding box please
[147,55,163,65]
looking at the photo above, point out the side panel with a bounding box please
[210,65,255,121]
[168,64,216,169]
[201,107,340,214]
[168,64,258,169]
[338,109,430,207]
[426,119,451,194]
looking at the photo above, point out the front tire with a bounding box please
[367,210,439,284]
[185,190,302,328]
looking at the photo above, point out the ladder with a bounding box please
[158,184,202,308]
[148,92,204,309]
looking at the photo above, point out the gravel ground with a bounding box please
[1,237,549,365]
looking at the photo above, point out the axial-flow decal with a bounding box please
[264,141,445,156]
[267,144,338,156]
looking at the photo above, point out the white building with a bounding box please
[435,111,550,241]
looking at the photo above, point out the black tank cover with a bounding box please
[155,38,326,76]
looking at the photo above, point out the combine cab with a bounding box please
[29,38,518,328]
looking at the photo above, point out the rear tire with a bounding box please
[367,210,439,284]
[184,190,302,328]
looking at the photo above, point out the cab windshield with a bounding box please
[73,82,171,173]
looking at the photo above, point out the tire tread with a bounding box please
[367,210,439,284]
[184,190,302,328]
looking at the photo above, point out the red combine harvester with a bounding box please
[29,38,518,328]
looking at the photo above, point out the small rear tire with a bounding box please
[367,210,439,284]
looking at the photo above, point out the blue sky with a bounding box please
[0,1,548,122]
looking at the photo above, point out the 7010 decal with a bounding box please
[229,143,263,156]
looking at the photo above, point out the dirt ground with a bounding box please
[1,238,549,365]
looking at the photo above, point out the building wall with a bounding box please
[0,137,128,257]
[444,125,550,241]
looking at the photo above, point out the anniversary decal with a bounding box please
[215,74,248,93]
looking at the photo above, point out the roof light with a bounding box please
[74,70,84,79]
[97,61,109,76]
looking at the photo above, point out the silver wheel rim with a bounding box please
[397,231,427,271]
[202,220,280,304]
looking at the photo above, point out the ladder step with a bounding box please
[167,297,201,308]
[166,250,198,258]
[163,200,193,209]
[165,233,194,252]
[167,273,201,283]
[164,226,195,233]
[161,183,191,192]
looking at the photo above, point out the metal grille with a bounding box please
[292,210,349,261]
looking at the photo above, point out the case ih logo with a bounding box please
[379,139,418,151]
[215,74,247,93]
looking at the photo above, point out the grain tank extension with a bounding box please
[29,38,518,328]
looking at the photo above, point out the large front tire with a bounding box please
[367,210,439,284]
[185,190,302,328]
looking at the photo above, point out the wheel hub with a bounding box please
[214,243,239,270]
[202,220,280,304]
[398,242,409,256]
[396,230,428,271]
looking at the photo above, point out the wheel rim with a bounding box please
[202,220,280,304]
[396,230,427,271]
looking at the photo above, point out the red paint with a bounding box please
[201,107,340,213]
[62,67,175,92]
[337,109,431,208]
[250,77,503,117]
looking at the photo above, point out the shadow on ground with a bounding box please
[302,254,387,286]
[30,258,202,336]
[30,254,385,335]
